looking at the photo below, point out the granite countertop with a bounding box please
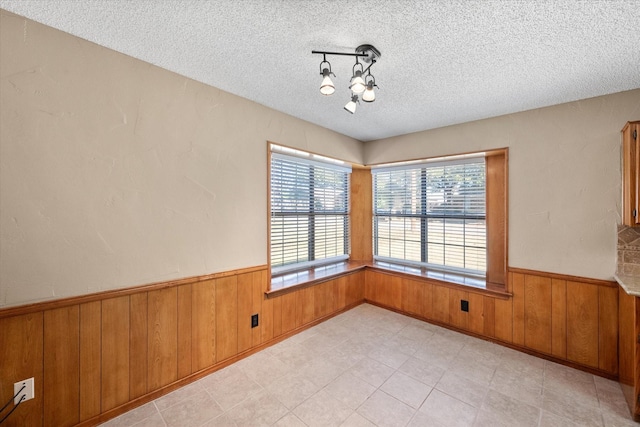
[615,274,640,297]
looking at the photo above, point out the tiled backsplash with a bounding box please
[618,225,640,275]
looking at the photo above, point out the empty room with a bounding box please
[1,1,640,426]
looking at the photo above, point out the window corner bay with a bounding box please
[372,155,487,276]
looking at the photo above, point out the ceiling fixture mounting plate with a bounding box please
[355,44,381,63]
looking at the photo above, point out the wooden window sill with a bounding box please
[370,261,511,299]
[266,260,368,298]
[266,260,511,300]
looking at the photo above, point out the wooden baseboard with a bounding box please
[364,299,618,381]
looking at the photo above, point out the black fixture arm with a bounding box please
[312,50,368,58]
[362,59,376,75]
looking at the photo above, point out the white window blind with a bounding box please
[270,146,351,274]
[372,156,486,276]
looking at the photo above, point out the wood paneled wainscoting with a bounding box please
[0,264,622,426]
[0,267,364,427]
[364,267,619,379]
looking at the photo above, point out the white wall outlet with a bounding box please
[14,377,34,405]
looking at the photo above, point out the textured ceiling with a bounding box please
[1,0,639,142]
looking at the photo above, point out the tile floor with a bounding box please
[100,304,636,427]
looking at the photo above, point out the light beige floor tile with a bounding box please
[447,357,496,386]
[601,411,638,427]
[267,338,305,357]
[293,389,353,427]
[202,367,262,411]
[397,323,435,344]
[348,356,396,388]
[473,409,516,427]
[478,389,540,427]
[398,356,445,387]
[340,412,376,427]
[436,371,488,408]
[595,377,632,419]
[367,344,411,369]
[492,361,544,387]
[380,371,432,409]
[324,340,368,369]
[225,389,288,426]
[130,412,166,427]
[542,388,603,427]
[543,360,598,402]
[100,402,159,426]
[418,389,477,427]
[300,331,344,354]
[198,364,241,385]
[298,357,345,388]
[200,412,238,427]
[160,389,223,427]
[381,334,421,355]
[454,344,502,371]
[538,410,583,427]
[324,372,377,410]
[406,410,447,427]
[357,390,416,427]
[412,335,463,369]
[314,321,352,342]
[500,347,545,371]
[266,372,321,410]
[287,328,320,345]
[272,343,317,370]
[154,382,203,412]
[239,351,291,388]
[273,412,308,427]
[490,365,543,408]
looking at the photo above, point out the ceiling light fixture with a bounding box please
[319,54,335,96]
[362,73,377,103]
[312,44,380,114]
[350,61,366,94]
[344,95,359,114]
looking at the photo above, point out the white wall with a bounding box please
[0,11,362,307]
[364,89,640,281]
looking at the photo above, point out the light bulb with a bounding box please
[350,71,366,94]
[344,95,358,114]
[320,68,335,95]
[362,82,376,102]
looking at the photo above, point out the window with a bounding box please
[270,144,351,275]
[372,153,486,277]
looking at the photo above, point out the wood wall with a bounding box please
[0,268,364,427]
[364,268,619,378]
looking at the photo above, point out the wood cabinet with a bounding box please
[618,285,640,421]
[622,121,640,226]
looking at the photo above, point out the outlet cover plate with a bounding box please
[14,377,34,404]
[461,300,469,312]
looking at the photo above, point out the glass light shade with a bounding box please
[344,96,358,114]
[362,83,375,102]
[320,75,335,95]
[320,68,335,95]
[350,71,366,94]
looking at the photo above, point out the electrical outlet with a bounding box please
[14,377,34,405]
[251,313,259,328]
[461,300,469,312]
